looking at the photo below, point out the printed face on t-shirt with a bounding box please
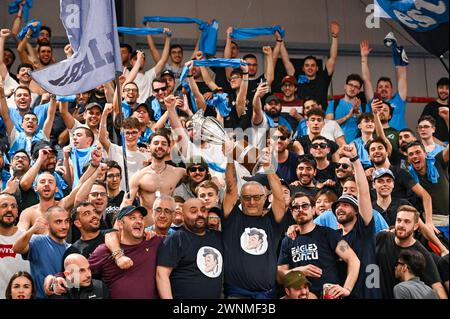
[197,246,223,278]
[240,227,268,255]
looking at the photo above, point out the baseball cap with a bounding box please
[132,103,151,114]
[282,271,311,289]
[161,69,175,79]
[281,75,297,86]
[372,168,395,181]
[85,102,103,112]
[331,194,359,214]
[31,141,57,160]
[265,95,281,105]
[116,205,147,220]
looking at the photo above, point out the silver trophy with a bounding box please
[191,110,274,174]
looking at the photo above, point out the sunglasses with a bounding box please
[189,166,206,173]
[153,87,167,93]
[336,163,351,170]
[272,135,288,141]
[311,143,328,149]
[291,203,311,211]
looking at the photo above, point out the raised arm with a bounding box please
[17,27,35,65]
[0,29,11,79]
[99,103,113,152]
[19,149,49,190]
[125,50,144,84]
[326,21,339,76]
[74,162,104,206]
[223,148,239,218]
[344,144,373,225]
[267,166,286,223]
[153,29,171,76]
[145,22,162,63]
[397,66,408,101]
[224,27,234,80]
[235,64,249,117]
[278,40,295,76]
[0,76,14,136]
[42,96,57,139]
[164,95,189,157]
[252,82,269,126]
[262,46,274,86]
[360,40,374,101]
[11,4,24,38]
[59,101,76,130]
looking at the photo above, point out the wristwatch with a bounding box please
[350,155,360,162]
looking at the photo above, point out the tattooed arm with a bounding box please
[332,240,360,298]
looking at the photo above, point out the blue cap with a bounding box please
[372,168,394,181]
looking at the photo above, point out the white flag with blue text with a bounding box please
[31,0,122,95]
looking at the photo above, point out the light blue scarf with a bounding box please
[230,25,285,40]
[142,16,219,56]
[265,114,293,133]
[18,19,40,40]
[70,146,94,188]
[56,95,77,102]
[408,156,440,184]
[151,98,164,121]
[8,0,33,22]
[179,58,245,82]
[297,75,310,84]
[206,93,230,117]
[117,27,166,36]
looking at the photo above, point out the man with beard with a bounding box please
[18,25,54,70]
[13,206,71,298]
[406,141,449,227]
[263,95,294,133]
[0,193,30,298]
[326,74,364,143]
[173,159,213,201]
[89,205,163,298]
[421,77,449,144]
[367,137,434,231]
[277,193,360,299]
[417,116,446,158]
[100,105,150,191]
[371,99,399,152]
[376,205,448,299]
[129,130,186,227]
[295,108,339,162]
[398,128,417,169]
[290,155,319,198]
[145,195,176,236]
[157,198,224,299]
[310,136,337,187]
[361,39,408,131]
[331,144,381,298]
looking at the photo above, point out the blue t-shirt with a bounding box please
[9,103,49,132]
[353,138,372,169]
[23,235,70,298]
[325,99,362,143]
[295,119,307,138]
[121,101,133,119]
[145,225,176,236]
[32,172,68,200]
[367,92,407,131]
[278,225,342,296]
[314,209,389,233]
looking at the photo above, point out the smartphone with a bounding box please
[373,92,382,101]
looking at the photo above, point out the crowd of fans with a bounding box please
[0,3,448,300]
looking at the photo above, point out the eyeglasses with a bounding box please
[154,207,174,215]
[311,143,328,149]
[153,87,167,93]
[418,125,432,130]
[106,173,121,179]
[395,261,406,267]
[291,203,311,211]
[89,192,108,198]
[230,76,242,81]
[124,88,138,93]
[272,135,288,141]
[125,130,140,136]
[241,194,266,202]
[189,166,206,173]
[336,163,351,170]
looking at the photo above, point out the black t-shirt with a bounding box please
[316,162,338,183]
[339,216,381,299]
[157,228,224,299]
[296,135,338,161]
[223,90,252,130]
[438,254,449,283]
[421,102,449,142]
[276,151,299,185]
[49,110,67,147]
[278,225,342,296]
[221,203,283,292]
[105,191,125,228]
[376,231,442,299]
[389,165,417,201]
[372,198,412,227]
[210,67,232,93]
[248,75,266,100]
[297,68,332,111]
[63,230,111,261]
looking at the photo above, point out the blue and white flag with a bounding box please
[31,0,122,95]
[374,0,449,56]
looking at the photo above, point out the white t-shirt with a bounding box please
[108,143,151,191]
[0,229,31,299]
[133,68,157,104]
[307,119,344,143]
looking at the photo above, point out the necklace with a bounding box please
[150,163,167,175]
[150,163,167,198]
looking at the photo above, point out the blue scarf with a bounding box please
[265,114,293,133]
[151,98,164,121]
[8,0,33,22]
[117,27,166,36]
[139,127,153,144]
[18,19,40,40]
[8,130,47,158]
[297,75,310,84]
[142,16,219,56]
[181,82,198,113]
[179,58,245,82]
[1,170,11,191]
[70,146,94,188]
[57,95,77,102]
[206,93,230,117]
[230,25,285,40]
[206,161,226,173]
[408,156,440,184]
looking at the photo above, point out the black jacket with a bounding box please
[49,279,109,299]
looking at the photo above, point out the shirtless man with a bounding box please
[129,131,185,226]
[17,148,102,232]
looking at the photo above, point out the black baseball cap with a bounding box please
[161,69,175,79]
[85,102,103,112]
[31,141,57,160]
[265,95,281,105]
[117,205,147,220]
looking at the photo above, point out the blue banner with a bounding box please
[376,0,449,56]
[31,0,122,95]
